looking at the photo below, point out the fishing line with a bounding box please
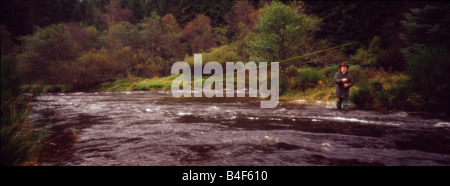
[217,41,360,78]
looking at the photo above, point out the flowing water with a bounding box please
[28,91,450,166]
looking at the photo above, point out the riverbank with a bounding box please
[7,71,438,165]
[88,68,413,111]
[1,96,45,166]
[29,90,450,166]
[90,75,178,92]
[18,68,419,112]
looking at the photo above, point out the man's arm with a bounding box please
[346,74,354,88]
[334,72,342,84]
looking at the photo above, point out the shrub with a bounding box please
[406,46,450,112]
[350,74,412,110]
[348,36,381,67]
[184,43,246,66]
[249,1,320,63]
[292,67,325,90]
[347,65,368,84]
[69,49,120,89]
[350,80,374,108]
[321,65,338,85]
[17,23,81,83]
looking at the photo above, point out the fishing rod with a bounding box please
[277,41,359,64]
[220,41,361,77]
[184,41,360,83]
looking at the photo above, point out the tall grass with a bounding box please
[1,97,46,166]
[2,56,45,166]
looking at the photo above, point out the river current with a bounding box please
[28,91,450,166]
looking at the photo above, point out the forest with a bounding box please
[2,0,450,110]
[1,0,450,166]
[1,1,449,120]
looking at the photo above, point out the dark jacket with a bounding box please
[334,71,354,98]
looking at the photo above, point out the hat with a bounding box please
[339,62,349,68]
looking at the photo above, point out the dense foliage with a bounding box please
[1,0,449,112]
[2,0,450,166]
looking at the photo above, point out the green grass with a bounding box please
[93,67,414,111]
[93,74,180,92]
[1,98,46,166]
[280,67,413,111]
[93,73,249,92]
[280,84,335,102]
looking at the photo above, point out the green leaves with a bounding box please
[17,23,81,82]
[400,4,450,55]
[348,36,381,67]
[249,1,320,62]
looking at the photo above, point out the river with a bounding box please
[28,91,450,166]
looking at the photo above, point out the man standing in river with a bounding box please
[334,62,353,110]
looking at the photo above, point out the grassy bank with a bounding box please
[92,73,243,92]
[279,65,417,111]
[91,74,180,92]
[91,65,415,111]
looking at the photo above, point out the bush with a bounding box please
[249,1,320,63]
[347,65,368,84]
[350,74,412,110]
[292,67,325,90]
[321,65,338,85]
[70,49,120,89]
[17,23,81,83]
[348,36,381,67]
[406,46,450,112]
[184,42,247,66]
[350,81,374,108]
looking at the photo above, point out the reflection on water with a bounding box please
[28,91,450,166]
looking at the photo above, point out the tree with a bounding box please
[248,1,321,89]
[139,11,163,57]
[127,0,146,20]
[349,36,382,67]
[1,25,20,108]
[305,1,399,53]
[225,0,257,39]
[400,4,450,57]
[182,14,217,54]
[71,48,119,89]
[65,22,99,51]
[161,13,184,60]
[400,4,450,112]
[106,21,139,50]
[249,1,320,62]
[17,23,81,83]
[94,0,136,28]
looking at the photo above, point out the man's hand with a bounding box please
[341,78,347,82]
[343,83,349,88]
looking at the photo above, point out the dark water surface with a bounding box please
[28,91,450,166]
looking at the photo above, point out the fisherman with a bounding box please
[334,62,353,110]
